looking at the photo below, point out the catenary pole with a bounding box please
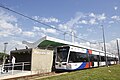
[116,39,120,64]
[101,25,108,66]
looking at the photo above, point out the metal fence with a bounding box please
[0,62,30,74]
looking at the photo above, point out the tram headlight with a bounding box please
[55,63,58,65]
[62,63,67,65]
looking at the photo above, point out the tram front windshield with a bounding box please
[56,46,69,62]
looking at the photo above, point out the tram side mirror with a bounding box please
[25,46,28,49]
[15,47,17,50]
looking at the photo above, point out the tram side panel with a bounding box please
[67,47,91,70]
[55,46,118,71]
[55,46,92,71]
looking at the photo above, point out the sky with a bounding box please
[0,0,120,53]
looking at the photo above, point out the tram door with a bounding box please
[89,54,100,67]
[89,54,94,68]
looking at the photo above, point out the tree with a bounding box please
[0,52,9,65]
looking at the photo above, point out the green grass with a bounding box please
[35,65,120,80]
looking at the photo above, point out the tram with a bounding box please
[55,45,118,71]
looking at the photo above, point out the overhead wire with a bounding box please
[0,4,93,43]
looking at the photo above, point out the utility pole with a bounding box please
[64,32,67,40]
[116,39,120,64]
[101,25,108,66]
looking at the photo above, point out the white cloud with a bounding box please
[32,26,45,38]
[0,10,22,37]
[33,26,57,35]
[89,18,97,25]
[33,26,40,31]
[58,12,107,41]
[46,28,56,34]
[97,13,106,21]
[79,20,88,24]
[106,40,118,53]
[111,15,120,21]
[0,31,12,37]
[33,16,39,20]
[0,21,22,37]
[22,31,35,37]
[89,13,96,17]
[50,25,56,28]
[109,21,114,24]
[41,27,57,34]
[58,12,86,34]
[87,28,93,32]
[41,17,59,23]
[66,12,84,28]
[0,39,27,53]
[8,40,26,50]
[33,16,60,23]
[79,39,119,54]
[77,33,88,40]
[114,6,118,10]
[40,27,46,33]
[0,20,14,29]
[0,10,17,22]
[76,25,83,28]
[58,12,107,36]
[58,24,68,30]
[89,13,106,22]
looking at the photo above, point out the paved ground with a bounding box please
[0,65,68,80]
[0,65,33,80]
[0,70,33,80]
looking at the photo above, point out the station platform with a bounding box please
[0,66,34,80]
[0,70,33,80]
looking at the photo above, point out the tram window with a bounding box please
[89,54,94,61]
[69,51,88,63]
[89,54,99,61]
[56,46,69,62]
[111,57,114,61]
[114,58,118,61]
[94,55,98,61]
[101,56,105,61]
[112,57,114,61]
[107,57,113,61]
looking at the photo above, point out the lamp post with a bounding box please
[2,42,8,65]
[101,25,108,66]
[4,42,8,53]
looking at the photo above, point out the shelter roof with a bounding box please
[23,36,103,52]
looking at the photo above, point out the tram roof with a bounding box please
[23,36,103,52]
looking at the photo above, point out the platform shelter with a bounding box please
[10,36,72,73]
